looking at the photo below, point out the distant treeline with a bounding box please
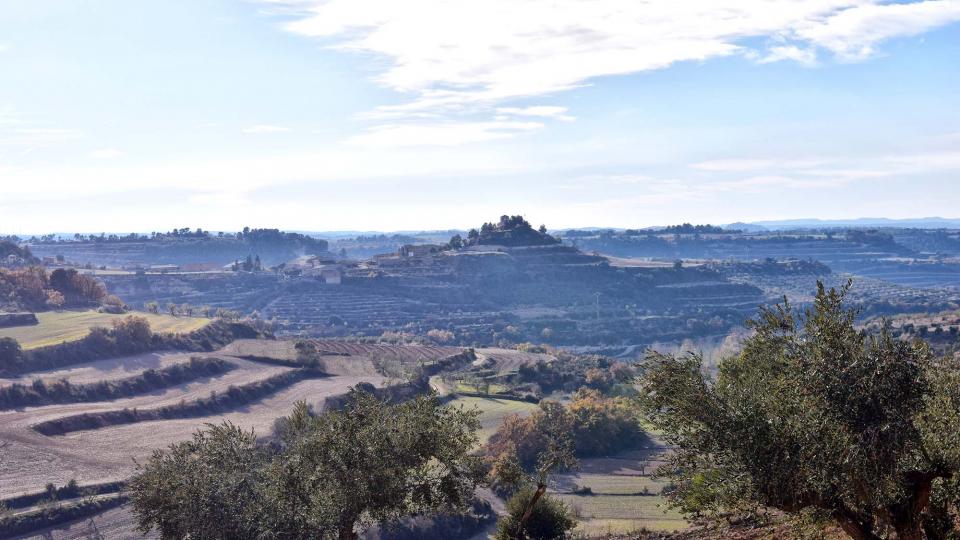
[0,357,235,410]
[0,317,263,377]
[23,226,328,251]
[33,367,324,436]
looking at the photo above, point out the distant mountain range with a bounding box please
[8,218,960,241]
[737,217,960,230]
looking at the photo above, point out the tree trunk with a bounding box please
[889,471,939,540]
[338,517,358,540]
[516,482,547,540]
[892,521,925,540]
[832,508,883,540]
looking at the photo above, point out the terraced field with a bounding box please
[11,504,155,540]
[0,310,209,350]
[548,447,684,537]
[446,395,539,443]
[474,348,554,373]
[0,351,195,388]
[0,346,394,500]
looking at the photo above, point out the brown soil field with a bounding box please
[474,348,554,372]
[0,345,386,499]
[11,504,156,540]
[222,338,449,376]
[0,351,195,388]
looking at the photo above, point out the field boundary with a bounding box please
[0,494,128,538]
[1,320,263,377]
[0,481,126,511]
[0,356,235,410]
[32,367,327,436]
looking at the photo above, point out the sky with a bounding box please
[0,0,958,234]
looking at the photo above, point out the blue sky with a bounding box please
[0,0,958,233]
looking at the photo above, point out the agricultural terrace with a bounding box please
[0,310,210,350]
[445,395,539,444]
[552,450,687,537]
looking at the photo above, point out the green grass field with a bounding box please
[561,473,669,495]
[453,381,510,395]
[0,310,211,349]
[445,395,539,443]
[556,493,687,536]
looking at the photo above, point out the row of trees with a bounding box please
[143,301,240,320]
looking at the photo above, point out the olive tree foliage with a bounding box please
[268,390,486,540]
[638,282,960,540]
[129,389,485,540]
[486,401,579,540]
[494,485,577,540]
[128,422,269,539]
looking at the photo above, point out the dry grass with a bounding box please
[445,395,538,444]
[474,348,554,373]
[557,494,687,533]
[0,351,195,387]
[0,311,210,350]
[575,517,688,537]
[10,503,157,540]
[0,350,384,499]
[554,473,668,495]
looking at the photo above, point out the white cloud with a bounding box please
[496,106,575,122]
[88,148,123,159]
[273,0,960,115]
[757,45,818,66]
[796,0,960,61]
[691,158,775,172]
[242,124,291,134]
[345,120,544,147]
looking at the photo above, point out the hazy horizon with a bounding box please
[6,215,960,239]
[2,1,958,232]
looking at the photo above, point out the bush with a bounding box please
[485,390,647,469]
[112,315,153,353]
[494,485,576,540]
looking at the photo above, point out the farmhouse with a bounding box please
[319,267,342,285]
[398,244,441,257]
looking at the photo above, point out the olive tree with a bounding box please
[268,390,485,540]
[128,422,269,539]
[639,282,960,540]
[129,389,485,540]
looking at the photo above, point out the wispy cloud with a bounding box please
[496,106,575,122]
[272,0,960,115]
[756,45,818,66]
[242,124,291,134]
[345,120,543,147]
[795,0,960,61]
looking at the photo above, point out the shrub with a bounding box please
[494,485,576,540]
[112,315,153,353]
